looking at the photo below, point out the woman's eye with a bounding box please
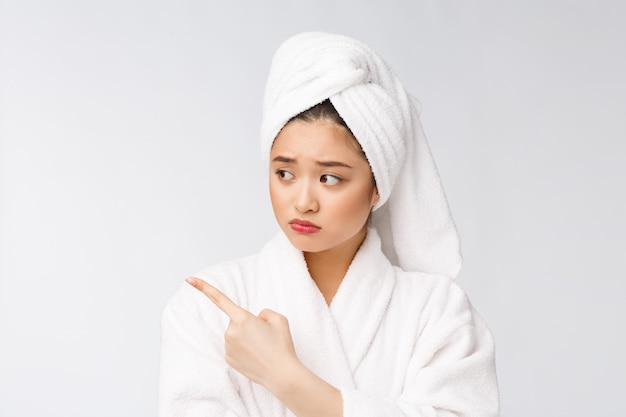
[276,170,294,180]
[320,174,341,185]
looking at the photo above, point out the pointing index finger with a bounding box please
[186,277,249,321]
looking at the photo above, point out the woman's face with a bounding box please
[269,119,379,255]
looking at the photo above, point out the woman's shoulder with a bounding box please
[163,232,293,314]
[388,268,494,362]
[393,267,459,293]
[193,253,258,285]
[164,252,262,315]
[391,267,475,321]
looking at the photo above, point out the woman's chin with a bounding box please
[281,230,326,253]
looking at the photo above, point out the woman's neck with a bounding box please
[303,228,367,305]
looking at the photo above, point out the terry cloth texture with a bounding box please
[159,229,500,417]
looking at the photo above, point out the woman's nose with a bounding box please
[294,180,319,213]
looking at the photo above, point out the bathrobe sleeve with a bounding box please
[340,280,499,417]
[158,283,249,417]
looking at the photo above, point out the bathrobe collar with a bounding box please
[257,227,396,389]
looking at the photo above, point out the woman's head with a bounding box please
[261,32,462,276]
[269,101,379,255]
[261,35,408,209]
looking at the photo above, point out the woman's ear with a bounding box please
[371,187,380,207]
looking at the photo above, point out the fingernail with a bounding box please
[185,277,197,287]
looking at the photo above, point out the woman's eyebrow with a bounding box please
[316,160,353,168]
[271,156,352,169]
[272,156,295,163]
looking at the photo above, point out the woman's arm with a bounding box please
[186,277,499,417]
[186,277,343,417]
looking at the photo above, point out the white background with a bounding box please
[1,1,624,416]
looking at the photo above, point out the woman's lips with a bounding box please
[289,219,321,234]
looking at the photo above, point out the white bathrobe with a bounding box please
[159,228,499,417]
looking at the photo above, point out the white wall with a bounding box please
[1,1,624,416]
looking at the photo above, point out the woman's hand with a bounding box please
[185,277,299,391]
[186,276,343,417]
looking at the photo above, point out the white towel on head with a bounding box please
[260,32,462,278]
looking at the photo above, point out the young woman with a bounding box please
[159,32,499,417]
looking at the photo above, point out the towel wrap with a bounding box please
[261,32,462,279]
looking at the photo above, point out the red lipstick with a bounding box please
[289,219,321,234]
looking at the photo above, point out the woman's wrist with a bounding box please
[263,356,305,397]
[264,357,343,417]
